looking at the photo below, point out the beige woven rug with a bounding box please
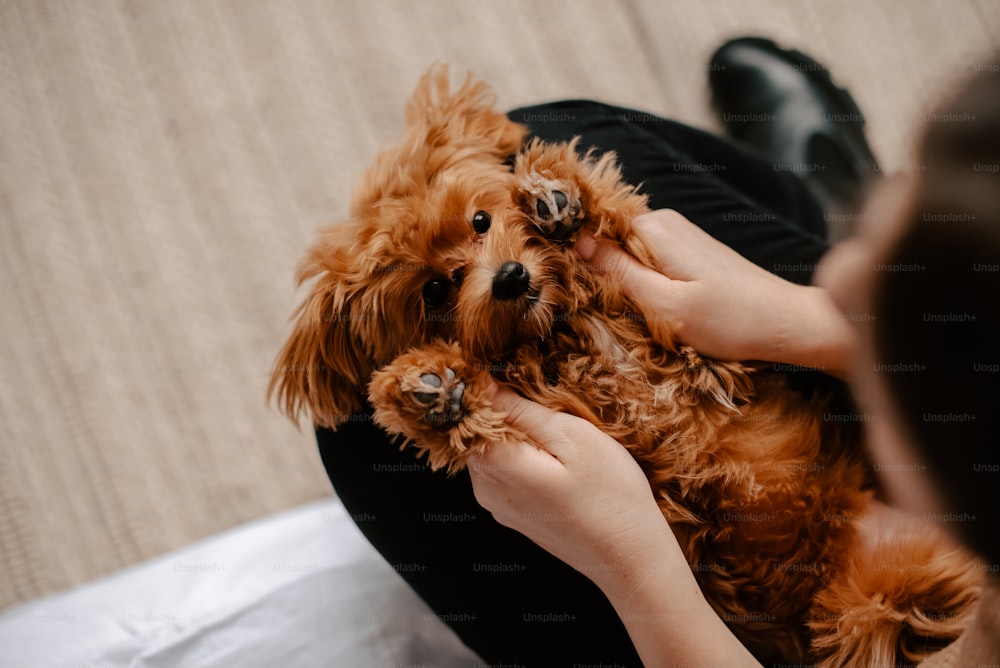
[2,0,997,609]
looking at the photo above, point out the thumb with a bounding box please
[575,234,682,348]
[491,388,575,456]
[575,235,676,306]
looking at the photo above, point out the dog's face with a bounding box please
[270,68,579,427]
[341,161,574,361]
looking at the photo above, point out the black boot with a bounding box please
[709,36,880,237]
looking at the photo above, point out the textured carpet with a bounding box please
[1,0,997,609]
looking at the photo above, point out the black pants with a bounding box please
[318,101,831,667]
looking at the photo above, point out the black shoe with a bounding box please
[709,36,879,226]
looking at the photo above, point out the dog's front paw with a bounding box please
[404,367,466,425]
[369,341,495,473]
[370,344,470,434]
[521,175,582,240]
[369,342,524,473]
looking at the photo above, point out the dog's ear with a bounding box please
[404,65,526,158]
[268,240,371,429]
[352,65,526,214]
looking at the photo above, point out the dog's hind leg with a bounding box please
[806,511,981,667]
[368,340,523,474]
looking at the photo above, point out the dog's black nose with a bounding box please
[492,261,531,300]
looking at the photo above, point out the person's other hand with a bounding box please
[467,387,673,584]
[576,209,852,375]
[468,386,764,668]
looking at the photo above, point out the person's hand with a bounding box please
[468,387,764,667]
[467,387,673,584]
[576,209,853,376]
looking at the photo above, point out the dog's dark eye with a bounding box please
[472,210,491,234]
[422,278,449,309]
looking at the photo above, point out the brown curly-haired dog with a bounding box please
[270,67,980,666]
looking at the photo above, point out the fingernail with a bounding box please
[575,234,597,260]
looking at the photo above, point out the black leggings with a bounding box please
[317,101,831,668]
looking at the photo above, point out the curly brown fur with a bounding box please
[270,66,980,666]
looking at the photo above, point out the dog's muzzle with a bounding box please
[491,261,531,300]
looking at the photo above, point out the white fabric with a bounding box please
[0,498,481,667]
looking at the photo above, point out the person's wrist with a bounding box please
[776,284,854,378]
[586,505,688,596]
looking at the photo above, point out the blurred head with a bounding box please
[817,57,1000,565]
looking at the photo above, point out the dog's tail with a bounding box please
[807,524,981,667]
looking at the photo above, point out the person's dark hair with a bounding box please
[872,56,1000,566]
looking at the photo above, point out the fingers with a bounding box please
[481,388,619,468]
[598,208,731,281]
[490,388,578,458]
[466,389,575,507]
[576,234,676,300]
[467,435,563,517]
[575,207,708,284]
[467,437,558,484]
[575,230,682,350]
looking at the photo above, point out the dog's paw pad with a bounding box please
[407,368,465,424]
[525,178,582,240]
[535,190,567,220]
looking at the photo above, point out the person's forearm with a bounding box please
[590,523,762,668]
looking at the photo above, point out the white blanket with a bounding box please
[0,498,481,667]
